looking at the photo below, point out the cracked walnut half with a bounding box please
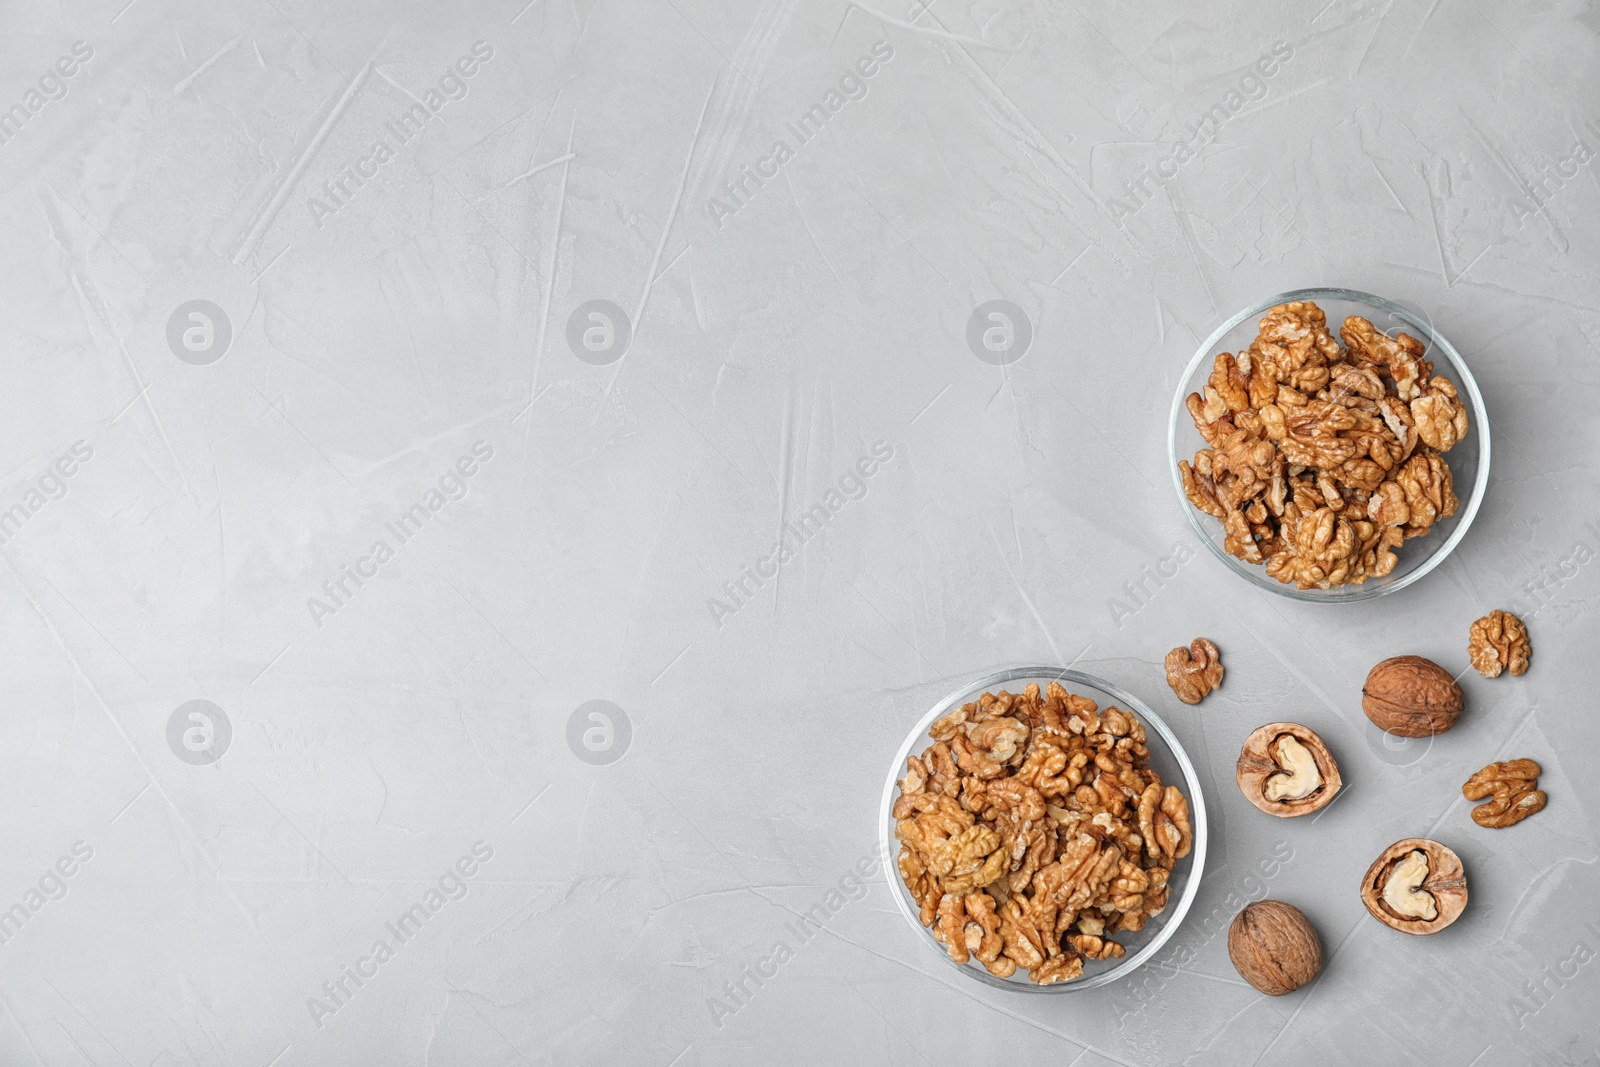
[894,682,1193,985]
[1177,301,1468,589]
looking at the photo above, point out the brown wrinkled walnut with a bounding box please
[1362,655,1463,738]
[1462,759,1546,828]
[1178,302,1466,589]
[1467,611,1531,678]
[1165,638,1224,705]
[1236,723,1341,818]
[895,682,1193,985]
[1360,839,1468,935]
[1228,900,1323,995]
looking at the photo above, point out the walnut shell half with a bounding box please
[1236,723,1342,817]
[1360,838,1468,935]
[1228,900,1323,995]
[1362,656,1463,738]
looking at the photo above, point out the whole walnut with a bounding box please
[1362,656,1463,737]
[1228,900,1323,995]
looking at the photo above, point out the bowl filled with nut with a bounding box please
[881,667,1207,991]
[1168,288,1490,601]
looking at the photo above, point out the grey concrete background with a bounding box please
[2,0,1598,1063]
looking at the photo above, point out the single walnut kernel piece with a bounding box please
[1467,610,1531,678]
[1410,376,1469,451]
[1264,738,1319,801]
[1360,839,1468,935]
[1382,851,1436,919]
[1236,723,1341,818]
[1165,638,1224,704]
[1362,656,1463,738]
[1228,900,1323,995]
[1462,759,1546,828]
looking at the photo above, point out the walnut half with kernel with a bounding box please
[1360,839,1467,935]
[1236,723,1341,818]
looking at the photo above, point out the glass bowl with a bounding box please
[879,666,1208,992]
[1167,287,1491,602]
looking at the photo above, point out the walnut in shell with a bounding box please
[1165,638,1223,704]
[1462,758,1546,828]
[1467,610,1530,678]
[1360,839,1467,935]
[1228,900,1323,995]
[1236,723,1341,817]
[1362,656,1463,737]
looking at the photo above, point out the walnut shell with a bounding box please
[1361,656,1463,738]
[1228,900,1323,995]
[1360,838,1468,935]
[1236,723,1342,817]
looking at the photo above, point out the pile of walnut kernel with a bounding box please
[894,682,1193,985]
[1178,301,1470,588]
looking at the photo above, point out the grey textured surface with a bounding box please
[3,0,1599,1064]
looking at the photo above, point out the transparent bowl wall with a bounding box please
[1167,288,1491,602]
[879,666,1208,992]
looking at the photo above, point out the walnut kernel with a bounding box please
[1164,638,1224,705]
[1382,851,1436,919]
[1462,758,1546,828]
[1467,610,1530,678]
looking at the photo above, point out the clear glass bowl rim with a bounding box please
[878,665,1209,993]
[1166,286,1492,602]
